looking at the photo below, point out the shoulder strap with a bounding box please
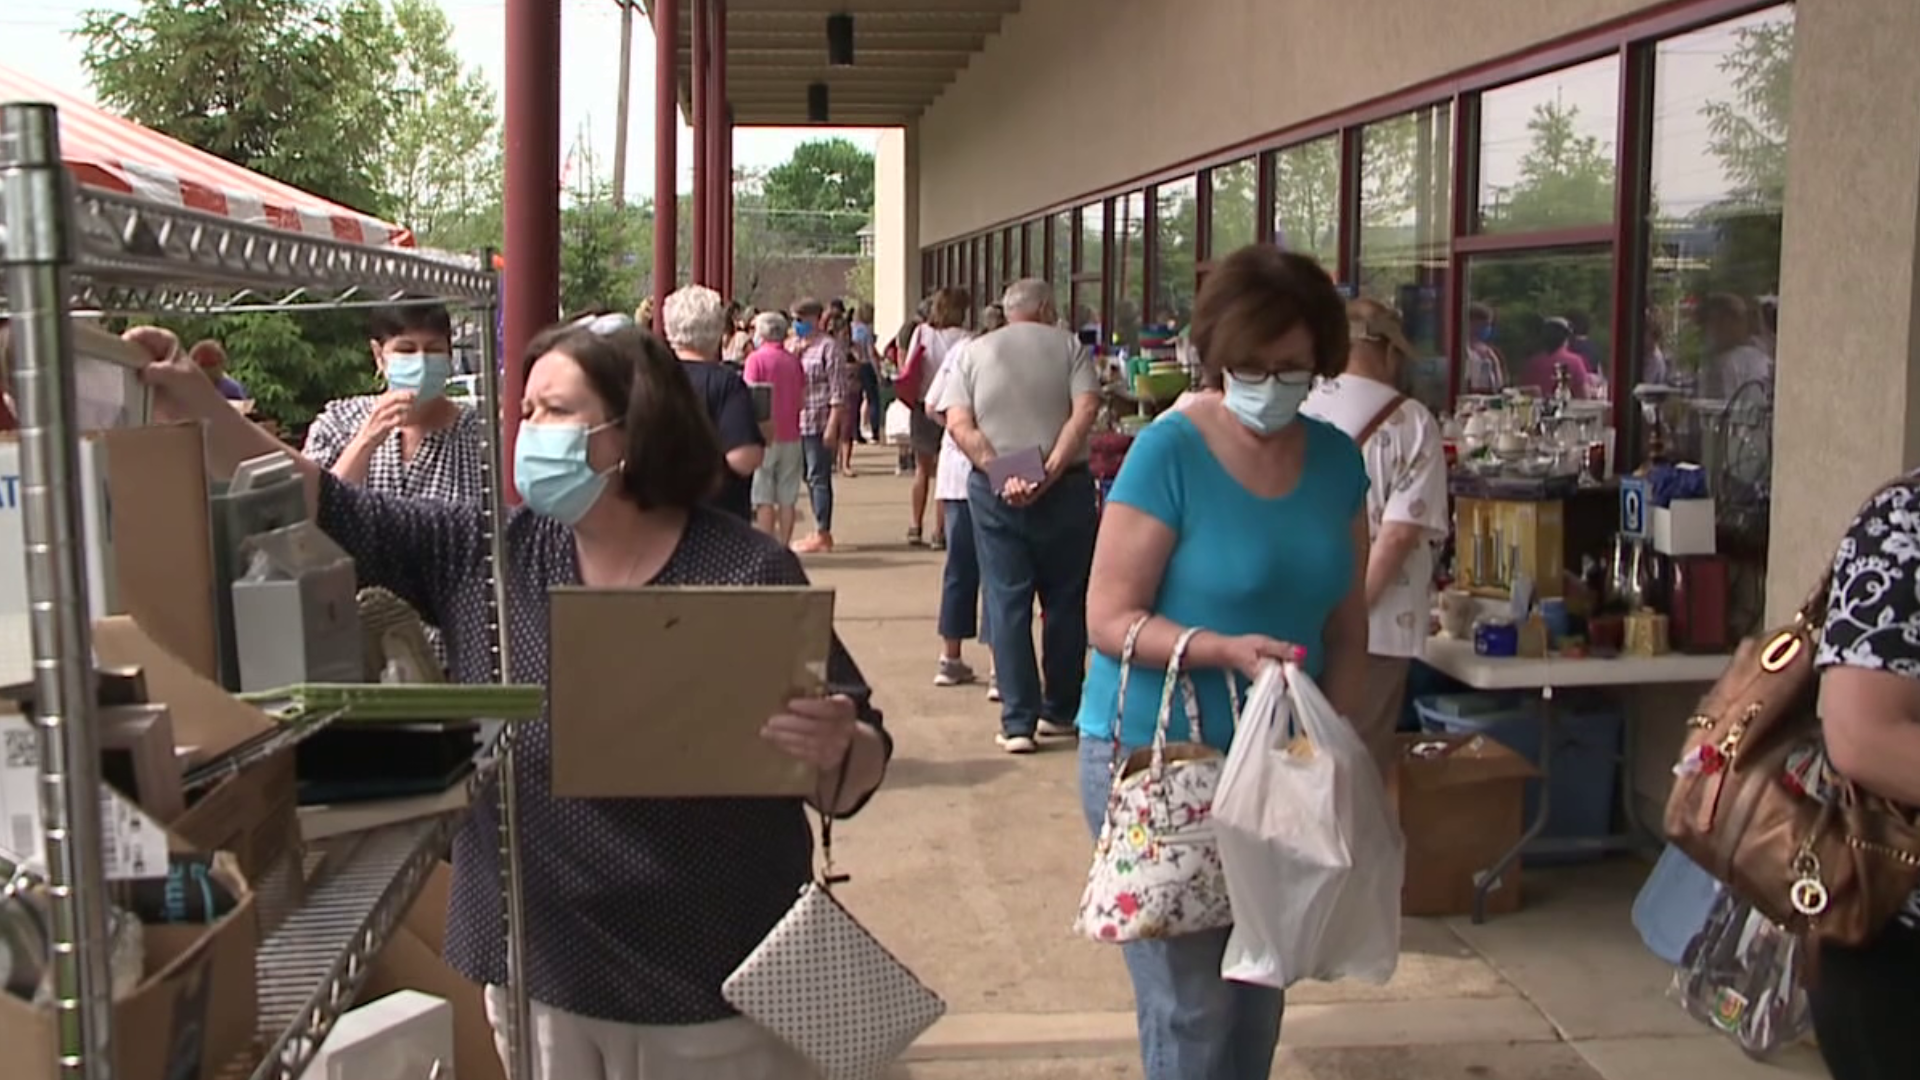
[1355,393,1408,447]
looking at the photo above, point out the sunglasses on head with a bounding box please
[572,312,634,336]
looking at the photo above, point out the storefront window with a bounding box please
[1153,177,1198,328]
[1115,192,1147,347]
[1051,210,1072,317]
[1073,205,1104,338]
[1024,221,1043,280]
[1210,157,1257,258]
[1358,104,1452,412]
[1273,137,1340,269]
[1463,248,1615,403]
[1476,55,1620,235]
[1642,4,1793,550]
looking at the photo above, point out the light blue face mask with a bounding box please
[1222,371,1314,435]
[513,421,620,526]
[385,352,454,401]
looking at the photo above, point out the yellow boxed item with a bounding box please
[93,617,306,924]
[2,856,259,1080]
[1390,733,1538,917]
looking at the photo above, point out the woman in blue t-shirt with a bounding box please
[1073,245,1372,1080]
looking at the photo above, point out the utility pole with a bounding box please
[611,0,635,208]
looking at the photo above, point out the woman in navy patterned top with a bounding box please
[127,316,893,1080]
[1812,475,1920,1080]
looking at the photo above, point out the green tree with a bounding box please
[78,0,398,213]
[380,0,502,251]
[761,138,875,247]
[1279,136,1342,268]
[1482,99,1616,233]
[1703,18,1794,212]
[74,0,410,431]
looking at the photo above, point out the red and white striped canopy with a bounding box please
[0,66,414,248]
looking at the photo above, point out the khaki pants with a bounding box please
[484,986,817,1080]
[1350,654,1411,781]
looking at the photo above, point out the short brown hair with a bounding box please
[522,315,722,512]
[927,287,970,329]
[1190,245,1348,389]
[792,297,825,318]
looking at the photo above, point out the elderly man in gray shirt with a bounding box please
[939,278,1102,753]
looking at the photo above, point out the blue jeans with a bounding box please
[969,467,1096,737]
[938,500,991,645]
[1078,739,1285,1080]
[800,433,835,533]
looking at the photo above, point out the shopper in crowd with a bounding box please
[125,316,892,1080]
[1641,315,1670,387]
[190,340,251,402]
[853,303,883,445]
[1302,297,1450,778]
[1565,311,1603,376]
[941,278,1100,754]
[1518,317,1595,400]
[1463,302,1508,394]
[663,285,765,522]
[926,302,1006,691]
[304,301,487,504]
[721,300,752,365]
[1075,244,1370,1078]
[899,288,972,547]
[836,311,867,478]
[1812,474,1920,1080]
[791,297,851,553]
[745,310,807,545]
[1695,292,1775,400]
[893,298,930,475]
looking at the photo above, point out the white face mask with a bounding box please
[1221,371,1314,434]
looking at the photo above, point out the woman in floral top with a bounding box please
[127,317,893,1080]
[1812,475,1920,1080]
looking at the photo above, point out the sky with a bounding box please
[0,0,880,191]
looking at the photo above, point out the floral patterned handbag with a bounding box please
[1074,621,1237,943]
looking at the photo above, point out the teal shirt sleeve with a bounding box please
[1107,415,1190,530]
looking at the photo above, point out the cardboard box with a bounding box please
[359,863,506,1080]
[3,862,259,1080]
[92,617,305,923]
[1652,498,1717,557]
[1390,733,1539,917]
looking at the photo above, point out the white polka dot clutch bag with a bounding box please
[723,879,946,1080]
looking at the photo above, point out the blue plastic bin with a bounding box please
[1414,691,1624,862]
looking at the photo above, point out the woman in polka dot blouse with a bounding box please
[127,317,894,1080]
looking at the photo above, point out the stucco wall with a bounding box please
[916,0,1667,243]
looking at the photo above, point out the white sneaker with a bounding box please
[1037,719,1078,739]
[934,657,976,687]
[995,733,1038,754]
[986,673,1000,702]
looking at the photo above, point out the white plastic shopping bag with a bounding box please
[1214,662,1404,988]
[884,399,913,445]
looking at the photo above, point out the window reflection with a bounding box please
[1210,158,1257,256]
[1642,5,1791,549]
[1358,105,1452,413]
[1025,222,1043,281]
[1052,210,1072,319]
[1154,178,1198,328]
[1273,137,1340,269]
[1073,205,1104,339]
[1116,191,1146,346]
[1476,55,1620,234]
[1463,248,1615,402]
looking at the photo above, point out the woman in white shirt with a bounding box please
[926,304,1005,692]
[1301,298,1451,778]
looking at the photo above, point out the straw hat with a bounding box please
[1347,297,1415,361]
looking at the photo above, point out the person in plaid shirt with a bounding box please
[790,297,850,553]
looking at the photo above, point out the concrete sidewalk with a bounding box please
[798,445,1827,1080]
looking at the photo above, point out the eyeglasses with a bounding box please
[1225,367,1315,386]
[572,312,634,336]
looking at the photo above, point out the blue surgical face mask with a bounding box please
[1474,324,1496,344]
[852,322,873,346]
[792,319,816,338]
[513,421,620,526]
[386,351,454,401]
[1222,371,1314,435]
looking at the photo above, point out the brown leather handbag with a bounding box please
[1665,495,1920,950]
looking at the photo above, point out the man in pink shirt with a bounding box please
[743,310,808,543]
[1519,317,1595,399]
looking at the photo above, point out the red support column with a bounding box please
[711,1,728,295]
[722,106,734,299]
[651,0,678,331]
[690,0,710,286]
[501,0,563,496]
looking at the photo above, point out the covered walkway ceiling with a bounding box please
[647,0,1018,127]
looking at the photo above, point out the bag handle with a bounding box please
[815,743,855,891]
[1109,617,1240,769]
[1148,628,1206,778]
